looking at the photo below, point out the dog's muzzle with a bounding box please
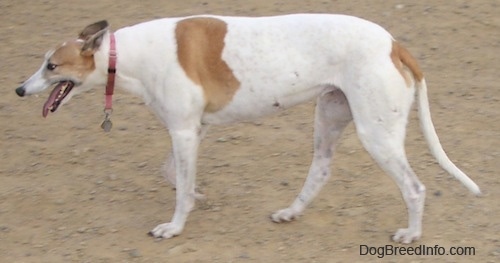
[15,81,76,117]
[15,86,26,97]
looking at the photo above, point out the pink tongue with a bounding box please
[42,84,63,118]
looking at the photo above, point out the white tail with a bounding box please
[417,79,481,195]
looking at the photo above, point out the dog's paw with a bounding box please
[392,228,421,244]
[270,208,300,223]
[148,222,183,239]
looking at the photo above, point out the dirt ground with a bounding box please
[1,0,498,262]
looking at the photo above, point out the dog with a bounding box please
[15,14,480,244]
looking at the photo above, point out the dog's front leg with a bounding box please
[162,154,177,187]
[150,127,201,239]
[162,125,209,200]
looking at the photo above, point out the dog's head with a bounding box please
[16,21,109,117]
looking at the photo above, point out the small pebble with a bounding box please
[216,137,227,143]
[128,249,141,258]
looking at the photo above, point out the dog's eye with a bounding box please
[47,63,58,71]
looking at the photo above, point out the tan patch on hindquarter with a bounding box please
[175,17,241,112]
[47,40,95,80]
[391,41,424,86]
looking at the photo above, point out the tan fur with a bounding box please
[48,41,95,80]
[391,41,424,86]
[175,17,241,112]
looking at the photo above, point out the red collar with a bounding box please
[100,33,116,132]
[105,33,117,110]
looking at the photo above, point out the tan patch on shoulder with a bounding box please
[391,41,424,86]
[175,17,241,112]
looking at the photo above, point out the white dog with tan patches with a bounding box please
[16,14,480,244]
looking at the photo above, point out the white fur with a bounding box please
[17,14,480,244]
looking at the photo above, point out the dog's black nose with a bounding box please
[15,86,25,97]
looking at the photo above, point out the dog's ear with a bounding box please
[79,20,109,56]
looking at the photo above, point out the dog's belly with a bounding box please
[201,83,330,124]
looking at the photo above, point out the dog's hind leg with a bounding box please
[355,117,426,243]
[347,79,426,243]
[271,88,352,222]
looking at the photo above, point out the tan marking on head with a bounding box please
[175,17,241,112]
[46,40,95,81]
[391,41,424,86]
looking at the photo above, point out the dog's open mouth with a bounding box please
[42,81,75,117]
